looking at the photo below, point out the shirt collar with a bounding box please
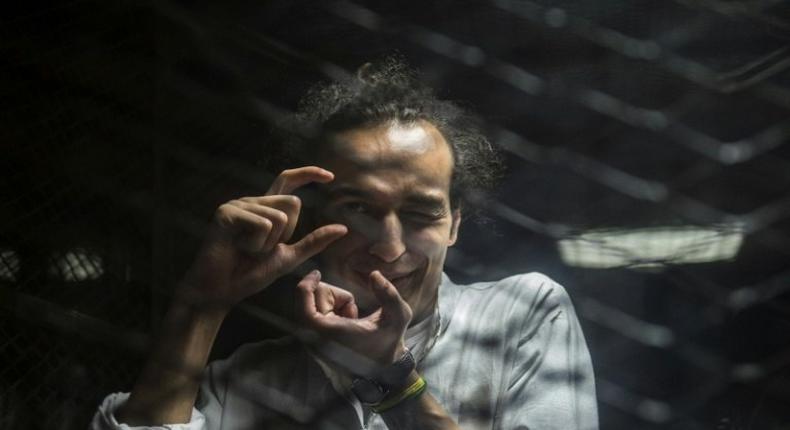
[437,271,461,337]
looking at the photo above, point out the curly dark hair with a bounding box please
[280,56,503,214]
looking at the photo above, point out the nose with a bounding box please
[367,212,406,263]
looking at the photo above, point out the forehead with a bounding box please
[320,121,454,200]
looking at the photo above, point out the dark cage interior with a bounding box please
[2,1,790,429]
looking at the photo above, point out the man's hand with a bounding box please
[297,270,413,367]
[181,166,348,310]
[118,167,347,426]
[296,271,461,430]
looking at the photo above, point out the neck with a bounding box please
[408,294,438,328]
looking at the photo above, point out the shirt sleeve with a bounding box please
[90,360,227,430]
[498,276,599,430]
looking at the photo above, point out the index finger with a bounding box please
[296,270,322,321]
[265,166,334,196]
[368,270,412,324]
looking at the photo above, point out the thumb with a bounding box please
[369,271,412,325]
[283,224,348,270]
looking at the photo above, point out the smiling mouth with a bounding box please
[353,270,416,290]
[388,271,416,288]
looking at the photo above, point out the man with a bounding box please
[92,58,598,429]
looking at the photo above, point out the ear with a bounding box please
[448,208,461,246]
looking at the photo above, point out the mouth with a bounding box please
[352,269,417,291]
[387,271,417,290]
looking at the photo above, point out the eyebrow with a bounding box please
[403,194,448,210]
[326,185,371,199]
[327,184,448,209]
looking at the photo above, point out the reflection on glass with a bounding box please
[557,223,744,269]
[48,248,104,281]
[0,249,20,282]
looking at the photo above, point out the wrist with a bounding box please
[371,372,427,414]
[401,369,421,388]
[173,277,236,317]
[351,349,417,406]
[388,341,408,365]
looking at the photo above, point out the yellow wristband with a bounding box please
[371,376,427,413]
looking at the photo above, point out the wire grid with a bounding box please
[2,0,790,429]
[0,317,144,430]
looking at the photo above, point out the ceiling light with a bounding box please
[557,223,744,269]
[0,249,20,282]
[48,248,104,282]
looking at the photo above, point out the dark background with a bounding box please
[2,1,790,429]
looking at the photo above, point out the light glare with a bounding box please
[48,249,104,282]
[557,223,744,269]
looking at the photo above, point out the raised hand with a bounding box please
[180,166,348,310]
[297,269,413,368]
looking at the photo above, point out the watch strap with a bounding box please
[350,349,417,405]
[371,375,427,413]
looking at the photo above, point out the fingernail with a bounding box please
[370,271,384,287]
[309,269,321,280]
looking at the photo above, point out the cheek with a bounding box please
[342,215,382,241]
[405,228,452,258]
[321,230,368,262]
[323,210,389,244]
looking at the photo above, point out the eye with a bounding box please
[403,210,444,223]
[341,201,370,214]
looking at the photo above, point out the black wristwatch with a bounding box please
[350,349,416,405]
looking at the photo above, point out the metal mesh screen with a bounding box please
[2,0,790,429]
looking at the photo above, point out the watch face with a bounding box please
[351,378,388,405]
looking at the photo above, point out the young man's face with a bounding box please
[315,120,460,324]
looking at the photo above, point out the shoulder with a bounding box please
[443,272,579,339]
[452,272,573,312]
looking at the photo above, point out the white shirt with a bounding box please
[92,272,598,430]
